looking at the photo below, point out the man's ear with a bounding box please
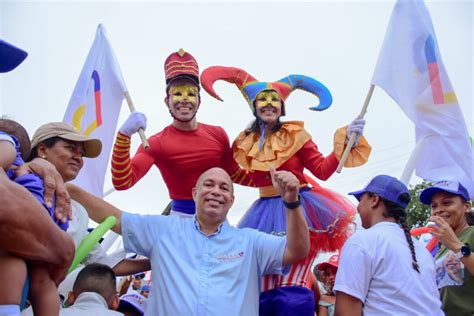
[67,291,77,306]
[109,293,120,310]
[192,187,197,202]
[164,96,169,108]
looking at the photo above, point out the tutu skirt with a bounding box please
[238,182,356,253]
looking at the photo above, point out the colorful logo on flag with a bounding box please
[423,35,456,105]
[72,70,102,136]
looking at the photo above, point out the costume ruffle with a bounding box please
[233,121,311,171]
[238,184,356,253]
[333,126,371,167]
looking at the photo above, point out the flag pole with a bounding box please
[336,84,375,173]
[400,138,427,184]
[124,91,150,149]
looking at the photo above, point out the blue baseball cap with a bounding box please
[420,180,470,205]
[0,40,28,73]
[349,175,410,208]
[119,293,146,315]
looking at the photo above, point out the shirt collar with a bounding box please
[193,215,230,237]
[72,292,109,308]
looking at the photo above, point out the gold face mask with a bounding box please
[255,90,282,109]
[169,85,199,104]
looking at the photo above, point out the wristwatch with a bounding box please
[455,243,471,259]
[283,195,301,210]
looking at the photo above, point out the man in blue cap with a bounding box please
[333,175,443,316]
[0,39,74,315]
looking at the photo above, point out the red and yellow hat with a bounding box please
[164,48,199,85]
[200,66,332,116]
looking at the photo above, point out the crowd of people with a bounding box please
[0,39,472,316]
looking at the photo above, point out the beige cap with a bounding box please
[31,122,102,158]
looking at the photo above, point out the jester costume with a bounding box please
[201,66,371,315]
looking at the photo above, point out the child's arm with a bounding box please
[28,262,60,316]
[0,136,17,170]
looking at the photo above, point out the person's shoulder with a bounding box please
[463,225,474,241]
[343,227,384,248]
[232,226,263,240]
[144,126,175,147]
[198,122,226,133]
[149,126,171,138]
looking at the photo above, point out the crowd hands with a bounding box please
[1,42,472,316]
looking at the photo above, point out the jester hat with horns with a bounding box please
[200,66,333,116]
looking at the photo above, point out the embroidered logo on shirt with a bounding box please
[216,252,244,262]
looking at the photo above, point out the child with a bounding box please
[0,118,68,316]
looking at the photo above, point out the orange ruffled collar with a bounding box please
[232,121,311,171]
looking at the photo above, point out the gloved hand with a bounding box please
[119,112,147,137]
[346,118,366,145]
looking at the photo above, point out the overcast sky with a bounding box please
[1,0,472,226]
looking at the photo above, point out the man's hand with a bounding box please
[269,167,299,203]
[119,112,147,137]
[15,158,71,223]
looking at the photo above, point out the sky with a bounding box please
[0,0,472,228]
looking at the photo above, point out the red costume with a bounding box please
[112,123,251,200]
[111,50,252,214]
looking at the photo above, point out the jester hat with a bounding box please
[200,66,332,116]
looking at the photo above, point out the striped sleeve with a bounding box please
[111,132,155,191]
[111,132,134,190]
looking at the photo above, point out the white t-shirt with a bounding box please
[334,222,443,315]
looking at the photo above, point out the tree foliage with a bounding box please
[406,180,432,228]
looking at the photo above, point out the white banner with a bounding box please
[63,24,126,197]
[372,0,473,197]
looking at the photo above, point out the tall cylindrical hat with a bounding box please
[164,48,199,86]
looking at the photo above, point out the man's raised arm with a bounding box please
[66,183,123,234]
[269,168,309,266]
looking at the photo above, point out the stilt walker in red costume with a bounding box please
[111,50,252,216]
[201,66,372,315]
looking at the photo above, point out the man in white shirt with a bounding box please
[334,175,444,316]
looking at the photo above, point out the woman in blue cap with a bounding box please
[420,180,473,316]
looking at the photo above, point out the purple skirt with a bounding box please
[238,186,356,252]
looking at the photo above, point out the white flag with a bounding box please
[372,0,473,197]
[63,24,126,197]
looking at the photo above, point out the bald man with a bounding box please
[67,167,309,315]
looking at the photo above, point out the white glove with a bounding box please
[119,112,147,137]
[346,118,365,145]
